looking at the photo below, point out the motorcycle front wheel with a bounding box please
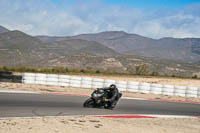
[83,98,95,108]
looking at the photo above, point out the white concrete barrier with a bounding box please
[92,82,104,88]
[23,73,35,77]
[127,81,140,86]
[46,82,58,86]
[140,82,151,87]
[162,92,174,96]
[46,78,58,82]
[151,84,163,88]
[140,90,150,94]
[35,77,46,81]
[140,86,151,91]
[82,77,92,81]
[104,79,116,87]
[116,81,127,92]
[163,85,174,89]
[70,76,82,81]
[58,79,70,83]
[23,76,35,81]
[186,90,198,95]
[127,85,139,92]
[23,80,35,84]
[35,80,46,85]
[57,82,69,87]
[59,75,70,79]
[70,83,81,88]
[35,73,47,77]
[188,87,198,91]
[163,88,174,93]
[82,84,92,88]
[22,73,200,98]
[93,78,104,82]
[151,87,162,93]
[198,89,200,97]
[47,74,58,78]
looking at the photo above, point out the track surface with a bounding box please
[0,93,200,117]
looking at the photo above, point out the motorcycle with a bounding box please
[83,88,122,109]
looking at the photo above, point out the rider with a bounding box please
[103,84,121,109]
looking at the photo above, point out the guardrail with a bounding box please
[22,73,200,98]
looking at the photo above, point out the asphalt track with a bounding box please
[0,92,200,118]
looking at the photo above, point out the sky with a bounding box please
[0,0,200,39]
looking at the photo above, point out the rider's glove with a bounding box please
[96,100,101,104]
[104,98,109,102]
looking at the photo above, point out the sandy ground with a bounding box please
[0,116,200,133]
[0,82,200,102]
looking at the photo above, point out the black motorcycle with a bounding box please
[83,88,122,109]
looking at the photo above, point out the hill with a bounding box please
[37,31,200,63]
[0,25,9,33]
[41,39,118,57]
[0,30,118,66]
[0,28,199,77]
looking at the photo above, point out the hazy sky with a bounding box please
[0,0,200,38]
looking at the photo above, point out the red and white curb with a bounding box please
[95,114,200,119]
[0,114,199,119]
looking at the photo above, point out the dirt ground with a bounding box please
[0,116,200,133]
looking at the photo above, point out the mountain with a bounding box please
[0,25,9,33]
[0,30,41,49]
[41,39,118,57]
[72,31,157,53]
[36,31,200,63]
[125,37,200,62]
[72,32,200,62]
[37,31,156,53]
[0,27,199,77]
[0,30,118,66]
[0,30,48,65]
[36,35,70,43]
[1,30,200,77]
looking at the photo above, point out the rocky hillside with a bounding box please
[37,31,200,63]
[0,26,199,77]
[41,39,118,57]
[0,30,118,66]
[0,25,9,33]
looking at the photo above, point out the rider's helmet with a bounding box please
[110,84,116,90]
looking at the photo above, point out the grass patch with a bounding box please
[0,66,199,80]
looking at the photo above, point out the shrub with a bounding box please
[95,70,100,74]
[135,64,149,76]
[80,69,86,73]
[151,71,159,76]
[192,75,198,79]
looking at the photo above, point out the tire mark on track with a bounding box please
[32,108,64,117]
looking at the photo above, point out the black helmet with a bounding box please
[110,84,116,90]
